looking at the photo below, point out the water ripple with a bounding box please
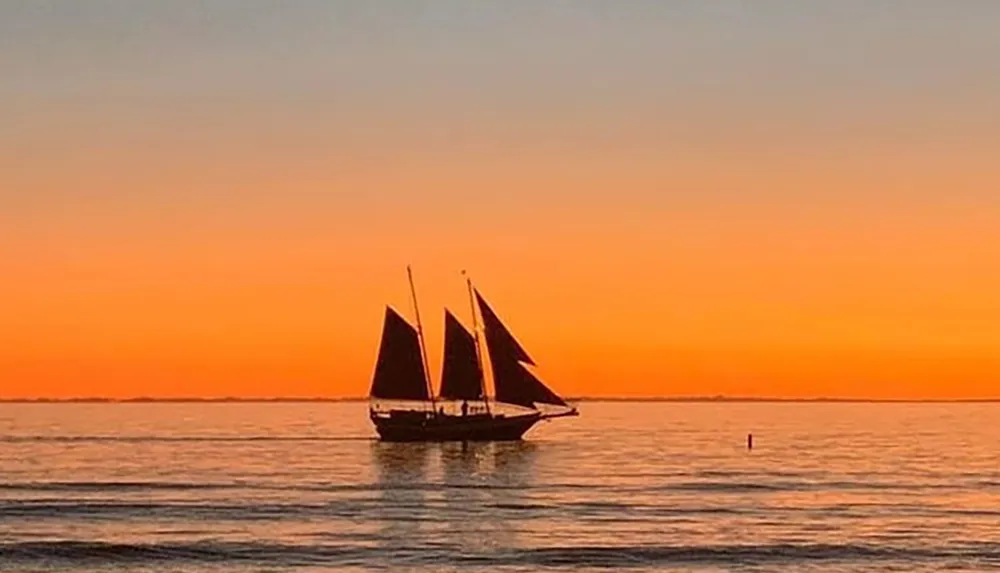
[2,540,1000,567]
[2,402,999,572]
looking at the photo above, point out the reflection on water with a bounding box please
[371,441,538,557]
[438,440,538,485]
[441,441,537,553]
[370,441,432,560]
[371,441,433,485]
[371,440,537,484]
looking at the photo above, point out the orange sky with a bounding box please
[4,149,999,399]
[3,3,1000,399]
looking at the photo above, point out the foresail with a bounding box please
[491,360,568,408]
[438,310,484,401]
[475,290,568,409]
[369,306,431,401]
[474,291,534,365]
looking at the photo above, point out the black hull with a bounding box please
[371,411,542,442]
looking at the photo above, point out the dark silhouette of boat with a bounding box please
[368,268,578,441]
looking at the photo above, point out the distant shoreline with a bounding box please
[1,397,998,404]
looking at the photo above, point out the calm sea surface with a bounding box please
[1,402,999,572]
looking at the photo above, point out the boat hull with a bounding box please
[371,410,542,442]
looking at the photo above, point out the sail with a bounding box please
[438,310,485,401]
[474,291,534,365]
[369,306,431,401]
[475,290,568,408]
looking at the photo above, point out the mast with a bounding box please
[407,265,436,411]
[462,270,491,415]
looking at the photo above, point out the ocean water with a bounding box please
[1,402,999,572]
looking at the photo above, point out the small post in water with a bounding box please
[747,433,753,451]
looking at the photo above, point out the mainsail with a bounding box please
[438,310,485,401]
[475,290,568,409]
[369,306,431,401]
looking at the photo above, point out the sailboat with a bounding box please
[368,268,579,441]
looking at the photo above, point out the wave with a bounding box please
[498,544,1000,567]
[647,479,957,494]
[0,540,362,565]
[0,501,347,520]
[0,480,532,497]
[666,481,790,493]
[8,499,994,525]
[2,540,998,566]
[0,481,245,492]
[0,435,374,443]
[0,478,929,495]
[0,499,754,522]
[0,477,973,502]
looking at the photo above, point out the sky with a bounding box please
[2,1,999,399]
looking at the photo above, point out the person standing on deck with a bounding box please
[461,400,468,416]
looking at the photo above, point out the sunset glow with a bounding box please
[3,3,999,399]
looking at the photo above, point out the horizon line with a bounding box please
[1,396,999,404]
